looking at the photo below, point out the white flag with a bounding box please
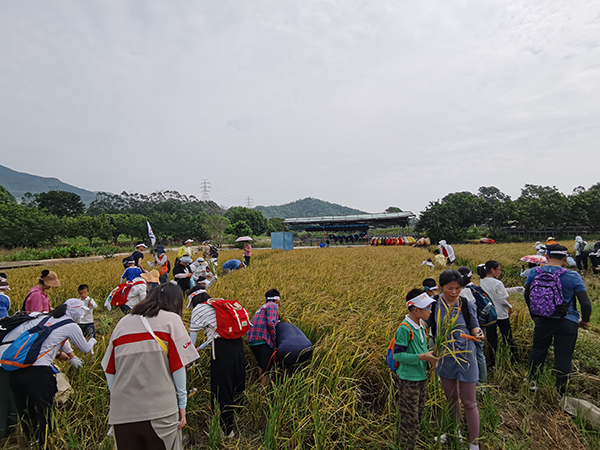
[147,221,156,247]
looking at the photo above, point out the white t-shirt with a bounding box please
[461,285,476,304]
[189,303,220,340]
[480,277,513,320]
[78,297,97,324]
[126,277,147,309]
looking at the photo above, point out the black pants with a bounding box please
[244,256,251,267]
[575,252,588,271]
[529,317,578,393]
[211,338,245,434]
[0,368,18,439]
[78,323,96,339]
[9,366,57,447]
[485,318,519,368]
[589,254,600,275]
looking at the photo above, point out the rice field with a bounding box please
[2,242,600,449]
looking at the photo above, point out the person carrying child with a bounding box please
[247,289,281,387]
[76,284,97,339]
[393,289,439,450]
[426,270,483,449]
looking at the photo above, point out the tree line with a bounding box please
[0,188,285,249]
[416,183,600,243]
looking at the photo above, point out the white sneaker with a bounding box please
[226,430,235,439]
[434,430,463,445]
[529,380,538,392]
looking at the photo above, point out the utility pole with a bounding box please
[200,179,211,202]
[245,196,253,208]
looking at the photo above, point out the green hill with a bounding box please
[0,164,99,204]
[255,197,367,219]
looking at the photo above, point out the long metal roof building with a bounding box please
[283,211,415,231]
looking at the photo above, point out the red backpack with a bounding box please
[110,280,146,307]
[206,299,250,339]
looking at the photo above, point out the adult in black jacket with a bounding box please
[173,256,193,294]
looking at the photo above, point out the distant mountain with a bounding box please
[255,197,367,219]
[0,164,99,204]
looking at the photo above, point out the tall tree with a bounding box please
[28,190,85,217]
[225,207,268,235]
[203,215,230,244]
[416,192,483,243]
[477,186,513,231]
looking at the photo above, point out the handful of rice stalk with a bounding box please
[432,302,470,368]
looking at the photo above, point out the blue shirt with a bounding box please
[121,267,143,282]
[525,265,586,324]
[222,259,242,271]
[0,293,9,318]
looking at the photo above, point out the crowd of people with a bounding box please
[0,238,285,449]
[0,236,597,449]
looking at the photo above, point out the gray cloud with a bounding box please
[1,0,599,214]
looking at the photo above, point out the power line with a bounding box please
[200,179,211,202]
[245,196,254,208]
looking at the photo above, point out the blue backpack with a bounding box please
[467,285,498,327]
[0,317,72,371]
[386,322,413,373]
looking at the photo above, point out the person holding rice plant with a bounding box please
[426,270,484,450]
[393,289,439,450]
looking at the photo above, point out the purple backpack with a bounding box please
[529,266,569,318]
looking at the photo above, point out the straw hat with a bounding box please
[40,271,61,287]
[141,270,160,284]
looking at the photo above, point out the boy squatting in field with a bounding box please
[393,289,439,450]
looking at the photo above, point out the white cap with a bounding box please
[65,298,89,312]
[185,239,194,244]
[407,292,436,309]
[136,243,148,249]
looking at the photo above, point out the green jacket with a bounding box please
[393,318,429,381]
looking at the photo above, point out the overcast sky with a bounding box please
[1,1,599,214]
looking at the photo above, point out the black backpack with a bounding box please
[0,312,41,343]
[209,245,219,258]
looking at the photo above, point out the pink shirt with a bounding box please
[244,244,252,257]
[25,285,51,313]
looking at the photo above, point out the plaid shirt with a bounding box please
[247,301,279,348]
